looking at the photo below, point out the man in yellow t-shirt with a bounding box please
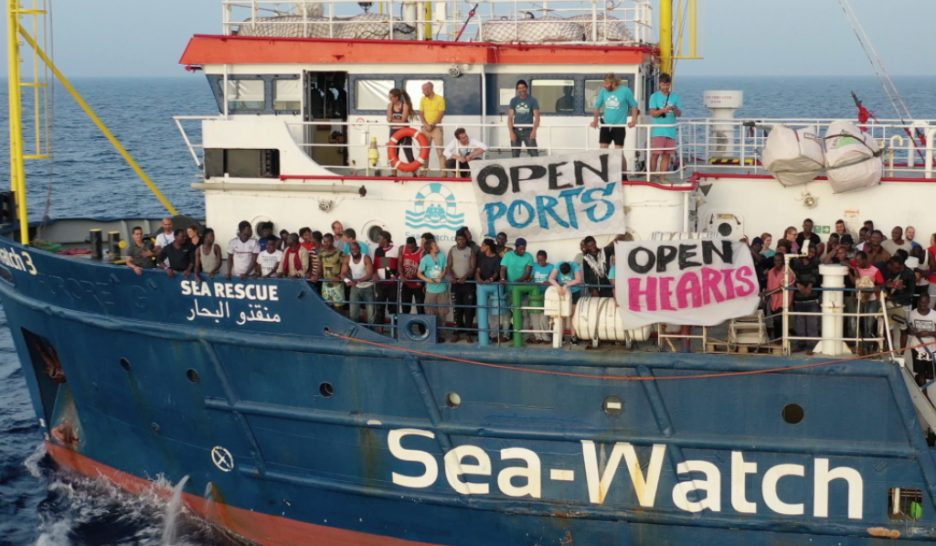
[418,82,446,174]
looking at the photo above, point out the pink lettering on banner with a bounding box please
[617,240,760,328]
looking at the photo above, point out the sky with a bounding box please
[0,0,933,78]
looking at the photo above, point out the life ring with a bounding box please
[387,127,430,173]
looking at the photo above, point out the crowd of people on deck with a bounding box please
[122,214,936,378]
[385,72,681,180]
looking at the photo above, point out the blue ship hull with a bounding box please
[3,236,936,545]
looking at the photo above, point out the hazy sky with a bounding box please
[0,0,932,77]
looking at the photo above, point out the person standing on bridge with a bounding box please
[590,73,638,176]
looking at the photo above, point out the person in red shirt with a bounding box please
[398,236,425,315]
[765,254,792,342]
[373,230,398,331]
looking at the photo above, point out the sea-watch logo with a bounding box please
[405,183,464,231]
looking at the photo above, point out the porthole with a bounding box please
[782,403,804,424]
[186,369,200,383]
[603,396,623,416]
[120,358,131,371]
[320,382,334,398]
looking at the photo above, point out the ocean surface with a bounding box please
[0,74,934,545]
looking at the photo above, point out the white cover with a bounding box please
[481,17,584,43]
[762,125,825,186]
[824,121,882,193]
[567,14,634,42]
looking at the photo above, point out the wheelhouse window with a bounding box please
[274,79,301,112]
[355,79,395,111]
[531,79,575,114]
[584,79,604,111]
[404,79,444,105]
[226,79,265,112]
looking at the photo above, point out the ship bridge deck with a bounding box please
[221,0,653,46]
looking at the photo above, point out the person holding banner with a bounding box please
[590,73,638,173]
[582,236,612,297]
[442,128,487,177]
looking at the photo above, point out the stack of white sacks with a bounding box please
[761,121,882,192]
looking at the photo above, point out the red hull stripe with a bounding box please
[179,34,651,66]
[45,442,439,546]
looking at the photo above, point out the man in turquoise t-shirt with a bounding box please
[648,72,682,182]
[590,73,639,175]
[500,238,535,346]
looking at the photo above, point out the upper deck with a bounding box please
[220,0,654,46]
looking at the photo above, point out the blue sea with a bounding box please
[0,75,934,545]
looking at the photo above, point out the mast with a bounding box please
[659,0,673,76]
[7,0,29,243]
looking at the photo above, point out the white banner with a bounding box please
[470,151,624,242]
[614,240,760,329]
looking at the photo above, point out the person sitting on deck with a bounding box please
[195,228,222,279]
[157,228,194,278]
[126,226,157,275]
[227,220,259,280]
[442,128,487,177]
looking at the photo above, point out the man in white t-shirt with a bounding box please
[256,238,284,278]
[154,217,175,266]
[908,292,936,381]
[227,220,259,279]
[443,127,487,177]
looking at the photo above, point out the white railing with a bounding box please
[220,0,652,44]
[679,117,936,177]
[174,114,936,181]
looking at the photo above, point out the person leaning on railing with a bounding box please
[418,240,449,342]
[476,238,509,343]
[500,238,536,347]
[447,230,477,343]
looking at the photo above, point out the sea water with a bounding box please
[0,75,935,544]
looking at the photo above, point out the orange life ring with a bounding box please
[387,127,430,173]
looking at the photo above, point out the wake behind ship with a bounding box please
[3,0,936,544]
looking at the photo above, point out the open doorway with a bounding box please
[305,71,349,167]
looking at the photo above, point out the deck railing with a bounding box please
[220,0,653,44]
[174,115,936,181]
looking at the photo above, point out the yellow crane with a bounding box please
[6,0,177,245]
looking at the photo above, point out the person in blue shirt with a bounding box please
[549,260,584,345]
[507,80,541,157]
[648,72,682,182]
[529,250,556,343]
[590,73,639,174]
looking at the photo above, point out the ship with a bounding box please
[4,0,936,544]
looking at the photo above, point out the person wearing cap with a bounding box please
[500,238,536,347]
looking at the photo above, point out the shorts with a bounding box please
[599,126,626,146]
[651,136,677,153]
